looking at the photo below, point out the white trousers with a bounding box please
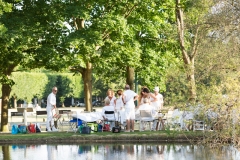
[46,107,54,129]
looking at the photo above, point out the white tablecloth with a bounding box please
[73,110,163,124]
[74,111,103,122]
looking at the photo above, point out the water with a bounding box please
[0,143,239,160]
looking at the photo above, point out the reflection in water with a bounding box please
[0,143,239,160]
[2,145,10,160]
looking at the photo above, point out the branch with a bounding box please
[191,27,199,59]
[175,0,190,64]
[124,4,138,18]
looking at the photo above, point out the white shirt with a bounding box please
[151,93,164,110]
[123,89,137,109]
[104,96,116,107]
[115,95,124,110]
[47,92,56,109]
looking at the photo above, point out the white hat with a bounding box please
[153,86,159,92]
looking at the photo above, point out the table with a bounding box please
[74,110,164,125]
[74,111,103,122]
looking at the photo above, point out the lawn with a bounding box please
[0,130,205,144]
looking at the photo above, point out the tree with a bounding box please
[175,0,214,102]
[0,0,12,132]
[44,0,178,111]
[0,0,66,131]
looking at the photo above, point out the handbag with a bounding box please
[81,126,91,134]
[112,126,121,133]
[103,123,110,131]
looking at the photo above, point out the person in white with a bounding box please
[138,87,157,107]
[35,104,41,111]
[114,89,124,111]
[151,86,164,111]
[136,98,157,131]
[46,86,58,132]
[104,89,116,107]
[102,98,115,129]
[123,84,138,132]
[114,89,125,126]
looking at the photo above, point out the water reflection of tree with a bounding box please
[2,145,10,160]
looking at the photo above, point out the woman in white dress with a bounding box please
[138,87,157,107]
[114,90,125,125]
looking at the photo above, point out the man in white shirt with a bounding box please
[151,86,164,111]
[46,86,58,132]
[123,84,138,132]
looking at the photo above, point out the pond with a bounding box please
[0,143,239,160]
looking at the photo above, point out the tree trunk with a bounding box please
[176,0,197,102]
[1,84,11,132]
[2,145,10,160]
[75,18,94,111]
[186,61,196,103]
[126,66,135,90]
[82,62,93,112]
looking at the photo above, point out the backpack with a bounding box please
[11,125,19,134]
[18,125,27,134]
[28,123,36,133]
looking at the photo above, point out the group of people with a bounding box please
[46,84,164,132]
[102,84,164,132]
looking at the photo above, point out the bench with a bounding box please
[36,111,47,122]
[36,110,72,122]
[59,110,71,114]
[11,112,24,121]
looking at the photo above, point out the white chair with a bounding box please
[139,110,155,131]
[193,120,205,131]
[103,111,116,131]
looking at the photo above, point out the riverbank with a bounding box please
[0,130,204,144]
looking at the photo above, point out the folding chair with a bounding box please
[58,110,71,131]
[67,111,82,133]
[103,111,116,131]
[139,110,155,131]
[193,120,205,131]
[52,108,62,130]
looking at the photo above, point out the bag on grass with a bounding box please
[98,124,103,132]
[28,123,36,133]
[87,123,98,133]
[35,123,41,133]
[18,125,27,134]
[11,125,19,134]
[112,126,121,133]
[81,126,91,134]
[103,123,110,131]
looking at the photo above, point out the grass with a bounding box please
[0,130,205,144]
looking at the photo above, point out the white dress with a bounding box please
[151,93,164,111]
